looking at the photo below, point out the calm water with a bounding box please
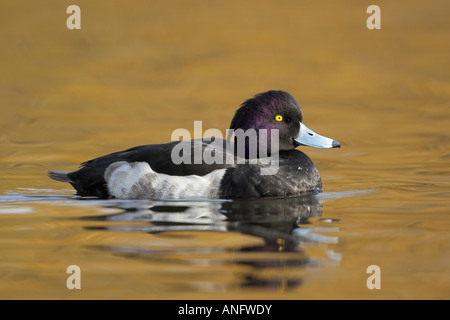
[0,1,449,299]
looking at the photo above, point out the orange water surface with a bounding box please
[0,1,449,299]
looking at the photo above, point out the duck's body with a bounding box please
[49,90,340,199]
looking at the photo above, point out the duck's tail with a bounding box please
[48,170,73,183]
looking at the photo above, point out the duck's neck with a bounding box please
[230,129,280,159]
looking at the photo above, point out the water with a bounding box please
[0,1,449,299]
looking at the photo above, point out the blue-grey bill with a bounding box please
[294,123,340,149]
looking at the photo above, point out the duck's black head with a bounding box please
[229,90,340,157]
[229,90,302,151]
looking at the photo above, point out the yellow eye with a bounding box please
[275,115,283,122]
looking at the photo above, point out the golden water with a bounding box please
[0,1,449,299]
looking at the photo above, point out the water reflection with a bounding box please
[80,195,340,291]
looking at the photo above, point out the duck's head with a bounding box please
[229,90,340,155]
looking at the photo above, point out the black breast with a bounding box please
[219,150,322,198]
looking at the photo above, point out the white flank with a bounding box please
[104,161,226,200]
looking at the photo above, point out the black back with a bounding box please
[67,139,234,198]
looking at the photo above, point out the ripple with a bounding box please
[0,206,34,214]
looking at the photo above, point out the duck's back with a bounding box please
[50,139,234,198]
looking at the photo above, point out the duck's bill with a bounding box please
[294,123,341,149]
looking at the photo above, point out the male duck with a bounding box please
[48,90,340,199]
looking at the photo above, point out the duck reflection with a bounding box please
[82,194,340,291]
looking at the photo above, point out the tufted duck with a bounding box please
[48,90,340,199]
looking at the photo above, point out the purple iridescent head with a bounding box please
[228,90,340,158]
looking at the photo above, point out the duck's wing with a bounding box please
[82,139,234,175]
[49,139,234,198]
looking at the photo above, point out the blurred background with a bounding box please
[0,1,449,299]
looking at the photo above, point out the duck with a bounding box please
[48,90,340,199]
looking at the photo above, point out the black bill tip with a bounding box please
[332,140,341,148]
